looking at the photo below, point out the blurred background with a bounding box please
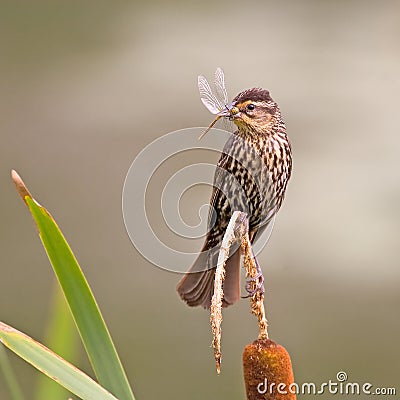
[1,0,399,399]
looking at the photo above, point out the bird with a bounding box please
[177,87,292,309]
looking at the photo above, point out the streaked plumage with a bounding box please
[177,88,292,308]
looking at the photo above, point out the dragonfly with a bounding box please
[197,67,234,139]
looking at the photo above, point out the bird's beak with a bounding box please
[198,102,238,140]
[217,102,239,118]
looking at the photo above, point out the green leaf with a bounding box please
[0,344,25,400]
[35,284,79,400]
[11,170,135,400]
[0,322,119,400]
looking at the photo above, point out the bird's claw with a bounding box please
[232,212,265,299]
[242,252,265,299]
[242,273,265,298]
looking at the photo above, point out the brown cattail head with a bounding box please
[243,338,296,400]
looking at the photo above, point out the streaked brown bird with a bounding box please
[177,87,292,309]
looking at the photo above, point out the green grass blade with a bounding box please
[0,322,119,400]
[11,170,135,400]
[35,284,79,400]
[0,344,25,400]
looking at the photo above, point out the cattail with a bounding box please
[243,338,296,400]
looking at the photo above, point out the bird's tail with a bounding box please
[176,248,241,309]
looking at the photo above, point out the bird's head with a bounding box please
[219,88,279,135]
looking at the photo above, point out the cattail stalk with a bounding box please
[210,211,295,399]
[210,211,243,374]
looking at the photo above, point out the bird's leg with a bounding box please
[243,249,265,298]
[232,212,266,298]
[245,255,265,296]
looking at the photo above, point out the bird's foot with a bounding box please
[242,273,265,298]
[242,257,265,298]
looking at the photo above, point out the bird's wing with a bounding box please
[205,136,237,249]
[176,136,243,309]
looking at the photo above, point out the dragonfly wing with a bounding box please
[198,75,221,114]
[214,67,228,108]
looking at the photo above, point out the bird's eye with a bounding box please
[246,103,255,111]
